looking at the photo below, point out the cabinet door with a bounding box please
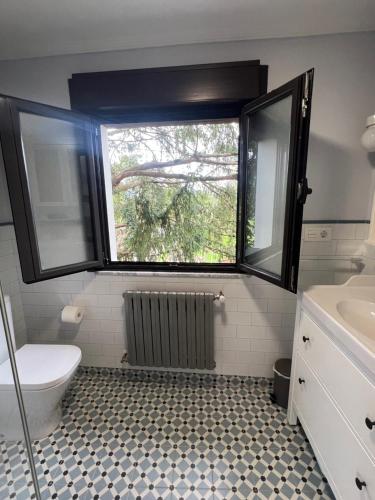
[237,70,313,293]
[0,96,104,283]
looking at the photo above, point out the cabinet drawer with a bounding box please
[294,354,375,500]
[299,311,375,458]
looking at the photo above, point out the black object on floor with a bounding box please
[271,358,292,409]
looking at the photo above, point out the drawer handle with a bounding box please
[355,478,366,491]
[365,417,375,430]
[298,378,305,385]
[302,336,310,343]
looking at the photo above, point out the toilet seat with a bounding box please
[0,344,81,391]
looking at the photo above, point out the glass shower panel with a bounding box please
[0,283,39,499]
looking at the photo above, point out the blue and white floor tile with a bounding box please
[0,368,334,499]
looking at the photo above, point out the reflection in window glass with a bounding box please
[244,96,292,276]
[19,113,95,270]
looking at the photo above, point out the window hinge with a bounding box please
[301,72,310,118]
[290,265,295,290]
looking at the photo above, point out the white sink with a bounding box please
[302,275,375,377]
[336,299,375,341]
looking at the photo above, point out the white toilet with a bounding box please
[0,296,81,441]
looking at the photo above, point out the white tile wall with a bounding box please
[21,271,295,377]
[13,221,371,378]
[299,222,369,289]
[0,225,27,348]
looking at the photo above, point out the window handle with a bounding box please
[365,417,375,430]
[302,336,310,343]
[355,478,366,491]
[298,378,305,385]
[297,178,312,205]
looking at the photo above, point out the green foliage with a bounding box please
[108,122,239,263]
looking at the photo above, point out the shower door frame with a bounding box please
[0,280,41,500]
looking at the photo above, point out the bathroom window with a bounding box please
[102,121,239,265]
[0,68,313,292]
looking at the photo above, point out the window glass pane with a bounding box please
[104,121,239,264]
[19,112,95,270]
[244,95,292,276]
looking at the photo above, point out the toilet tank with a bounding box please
[0,295,16,365]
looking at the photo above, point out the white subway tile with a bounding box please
[250,284,290,299]
[70,293,98,307]
[214,324,237,338]
[251,339,293,354]
[0,254,16,272]
[0,268,19,285]
[236,298,268,313]
[335,240,364,256]
[222,311,251,326]
[222,338,251,352]
[221,298,237,312]
[214,338,223,351]
[0,239,13,257]
[301,241,337,256]
[101,319,124,333]
[98,294,124,307]
[78,319,104,332]
[355,223,369,240]
[22,292,71,306]
[281,314,296,328]
[0,226,13,241]
[110,307,125,320]
[84,306,113,320]
[267,299,296,313]
[222,280,253,298]
[332,223,356,240]
[251,312,282,327]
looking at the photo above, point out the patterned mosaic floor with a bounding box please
[1,368,334,499]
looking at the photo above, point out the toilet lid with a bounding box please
[0,344,82,391]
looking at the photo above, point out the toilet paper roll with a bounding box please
[61,305,84,324]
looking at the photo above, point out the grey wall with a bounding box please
[0,31,374,220]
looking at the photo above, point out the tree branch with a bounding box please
[111,153,237,187]
[114,171,237,192]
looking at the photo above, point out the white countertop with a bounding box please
[301,275,375,379]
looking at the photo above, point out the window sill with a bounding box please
[96,270,245,279]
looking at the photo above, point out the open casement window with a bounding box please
[237,70,314,293]
[0,68,313,289]
[0,96,104,283]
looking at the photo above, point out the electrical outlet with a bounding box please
[305,226,332,242]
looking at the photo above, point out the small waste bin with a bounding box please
[271,358,291,409]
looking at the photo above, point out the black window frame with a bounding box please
[97,119,241,274]
[237,70,314,292]
[0,95,104,283]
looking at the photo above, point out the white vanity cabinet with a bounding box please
[288,296,375,500]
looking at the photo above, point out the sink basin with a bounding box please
[336,299,375,340]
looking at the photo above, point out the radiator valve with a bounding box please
[213,291,225,303]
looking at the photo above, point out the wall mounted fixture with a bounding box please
[361,114,375,152]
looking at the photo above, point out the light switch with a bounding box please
[305,226,332,241]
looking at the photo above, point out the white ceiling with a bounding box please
[0,0,374,61]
